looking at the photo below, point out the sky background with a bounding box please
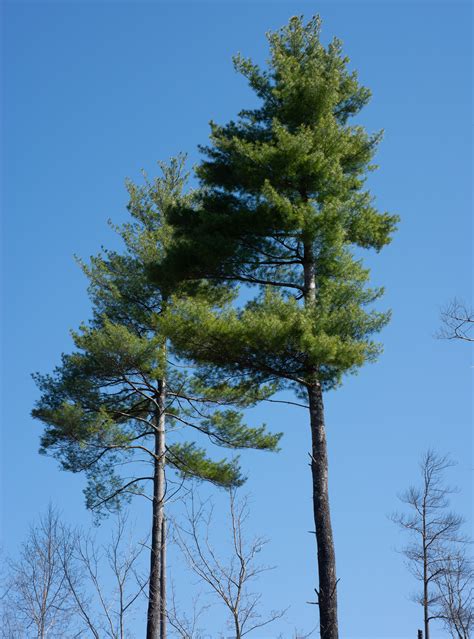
[2,1,472,637]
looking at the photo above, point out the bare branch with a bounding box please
[171,487,286,639]
[438,298,474,342]
[392,450,470,639]
[1,505,79,638]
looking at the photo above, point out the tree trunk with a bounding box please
[234,615,241,639]
[303,243,339,639]
[146,378,166,639]
[307,383,339,639]
[423,563,429,639]
[422,494,429,639]
[160,516,167,639]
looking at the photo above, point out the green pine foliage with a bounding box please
[156,16,398,392]
[153,18,398,636]
[161,285,387,394]
[32,157,281,515]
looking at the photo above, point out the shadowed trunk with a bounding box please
[307,382,339,639]
[160,516,167,639]
[303,243,339,639]
[146,378,166,639]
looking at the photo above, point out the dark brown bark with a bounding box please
[160,517,167,639]
[307,383,339,639]
[303,243,339,639]
[146,378,166,639]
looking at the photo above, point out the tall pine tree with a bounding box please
[32,158,281,639]
[154,18,398,638]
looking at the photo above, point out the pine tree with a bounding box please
[32,158,281,639]
[154,18,398,638]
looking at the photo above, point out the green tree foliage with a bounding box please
[33,157,280,511]
[32,157,281,639]
[158,13,398,391]
[155,18,398,639]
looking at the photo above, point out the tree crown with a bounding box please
[156,16,398,391]
[33,158,281,514]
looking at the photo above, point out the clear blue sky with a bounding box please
[2,1,472,637]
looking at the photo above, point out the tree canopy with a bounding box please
[32,157,281,513]
[151,17,398,639]
[155,16,398,393]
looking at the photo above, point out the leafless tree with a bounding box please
[438,298,474,342]
[0,505,79,638]
[392,450,469,639]
[1,507,147,639]
[59,511,148,639]
[172,489,286,639]
[166,582,209,639]
[435,551,473,638]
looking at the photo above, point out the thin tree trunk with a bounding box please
[423,560,429,639]
[422,498,429,639]
[234,615,241,639]
[160,516,167,639]
[146,377,166,639]
[303,244,339,639]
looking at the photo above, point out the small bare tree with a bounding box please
[1,507,147,639]
[60,512,148,639]
[436,551,473,639]
[0,505,78,638]
[438,298,474,343]
[172,489,285,639]
[166,582,209,639]
[392,450,468,639]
